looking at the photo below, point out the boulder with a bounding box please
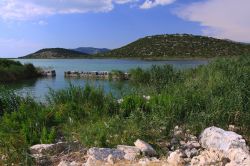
[30,142,86,166]
[30,142,67,156]
[134,139,157,156]
[30,144,56,155]
[191,149,228,166]
[167,150,185,166]
[200,126,249,152]
[117,145,141,160]
[87,147,125,162]
[197,127,250,166]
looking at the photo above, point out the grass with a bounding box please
[0,55,249,165]
[0,59,39,82]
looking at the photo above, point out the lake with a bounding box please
[6,59,208,100]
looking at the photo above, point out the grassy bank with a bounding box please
[0,56,249,164]
[0,59,39,82]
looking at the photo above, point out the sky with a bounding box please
[0,0,250,57]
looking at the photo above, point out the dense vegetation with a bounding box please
[73,47,110,55]
[20,48,89,59]
[0,59,39,82]
[100,34,250,58]
[0,56,249,164]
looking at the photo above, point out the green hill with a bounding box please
[100,34,250,58]
[20,48,89,59]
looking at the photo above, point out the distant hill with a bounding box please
[20,48,89,59]
[20,34,250,59]
[73,47,110,55]
[99,34,250,58]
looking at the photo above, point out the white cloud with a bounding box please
[140,0,176,9]
[0,0,178,22]
[175,0,250,42]
[115,0,137,4]
[38,20,48,26]
[0,0,53,21]
[0,0,138,21]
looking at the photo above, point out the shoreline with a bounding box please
[10,56,213,61]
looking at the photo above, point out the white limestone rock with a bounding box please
[87,147,125,162]
[134,139,157,156]
[191,149,227,166]
[167,150,185,166]
[200,126,248,152]
[30,144,55,155]
[117,145,141,161]
[196,126,250,166]
[30,142,67,156]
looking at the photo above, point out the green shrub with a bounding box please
[0,87,21,115]
[0,59,39,82]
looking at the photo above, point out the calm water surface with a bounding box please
[6,59,208,100]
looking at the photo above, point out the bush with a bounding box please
[0,59,39,82]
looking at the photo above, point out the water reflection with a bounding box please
[4,59,208,101]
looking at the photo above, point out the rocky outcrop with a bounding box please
[134,139,157,156]
[196,126,250,166]
[30,142,86,166]
[167,150,185,166]
[166,126,250,166]
[85,142,159,166]
[29,126,250,166]
[86,147,125,165]
[117,145,141,160]
[191,149,228,166]
[30,142,66,156]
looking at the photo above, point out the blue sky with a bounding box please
[0,0,249,57]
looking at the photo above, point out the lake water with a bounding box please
[6,59,208,100]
